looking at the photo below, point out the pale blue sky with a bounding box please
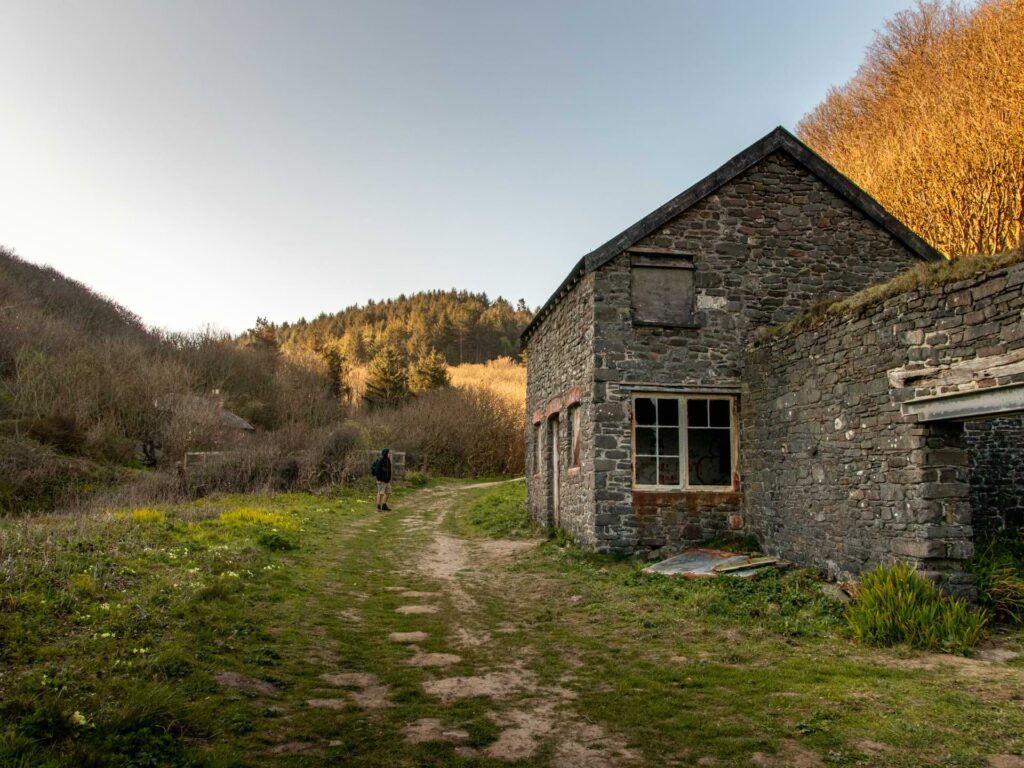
[0,0,914,333]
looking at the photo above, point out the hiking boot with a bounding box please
[376,505,382,512]
[381,504,391,512]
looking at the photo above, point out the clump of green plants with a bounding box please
[217,507,298,532]
[967,533,1024,625]
[405,470,430,487]
[117,507,166,524]
[845,562,989,654]
[257,530,298,551]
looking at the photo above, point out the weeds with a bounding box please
[845,562,989,654]
[967,533,1024,624]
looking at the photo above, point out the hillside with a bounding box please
[269,289,533,366]
[0,248,526,513]
[798,0,1023,258]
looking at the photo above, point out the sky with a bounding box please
[0,0,916,334]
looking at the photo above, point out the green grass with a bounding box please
[2,480,1024,767]
[845,562,989,654]
[442,479,536,539]
[760,246,1024,341]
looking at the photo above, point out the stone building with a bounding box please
[522,126,941,554]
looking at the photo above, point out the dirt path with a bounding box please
[372,484,640,766]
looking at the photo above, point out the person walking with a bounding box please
[372,448,393,512]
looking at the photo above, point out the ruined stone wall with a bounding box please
[590,151,923,554]
[744,260,1024,593]
[524,273,595,546]
[966,416,1024,534]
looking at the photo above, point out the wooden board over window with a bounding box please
[629,251,696,328]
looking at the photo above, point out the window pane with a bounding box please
[657,398,679,426]
[658,457,680,486]
[687,429,732,486]
[659,427,679,456]
[709,399,730,428]
[635,398,656,425]
[636,457,657,485]
[687,398,708,427]
[635,427,657,455]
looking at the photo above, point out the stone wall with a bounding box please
[966,416,1024,534]
[744,259,1024,593]
[525,272,595,546]
[589,151,924,554]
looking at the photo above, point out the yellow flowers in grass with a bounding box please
[116,508,166,524]
[217,507,299,532]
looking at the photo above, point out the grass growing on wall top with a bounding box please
[760,246,1024,342]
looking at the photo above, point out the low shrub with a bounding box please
[967,534,1024,625]
[405,471,429,487]
[257,530,298,551]
[845,562,989,654]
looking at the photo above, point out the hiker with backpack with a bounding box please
[372,448,393,512]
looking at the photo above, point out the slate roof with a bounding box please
[521,126,942,344]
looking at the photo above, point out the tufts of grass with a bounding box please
[445,480,536,539]
[761,246,1024,341]
[967,533,1024,625]
[846,562,989,654]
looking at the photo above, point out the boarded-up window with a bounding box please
[630,252,695,327]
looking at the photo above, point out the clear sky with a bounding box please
[0,0,914,333]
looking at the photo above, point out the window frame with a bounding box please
[533,423,543,476]
[631,393,738,492]
[628,250,698,329]
[567,404,581,469]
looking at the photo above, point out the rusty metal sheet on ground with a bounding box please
[643,548,780,579]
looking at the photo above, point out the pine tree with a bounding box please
[321,341,350,400]
[363,347,410,408]
[409,349,451,395]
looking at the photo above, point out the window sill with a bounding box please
[631,319,701,330]
[633,486,737,494]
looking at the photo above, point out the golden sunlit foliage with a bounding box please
[798,0,1024,258]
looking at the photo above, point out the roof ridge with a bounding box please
[521,126,941,343]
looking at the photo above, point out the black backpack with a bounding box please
[371,457,382,478]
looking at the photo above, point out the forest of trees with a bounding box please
[798,0,1023,258]
[265,290,533,367]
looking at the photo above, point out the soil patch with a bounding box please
[403,718,471,745]
[320,672,391,710]
[306,698,348,710]
[405,651,462,668]
[395,604,438,615]
[389,631,429,643]
[214,671,278,697]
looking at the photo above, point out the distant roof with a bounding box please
[156,393,256,432]
[521,126,942,344]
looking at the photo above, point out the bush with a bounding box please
[0,436,119,514]
[967,534,1024,625]
[359,386,524,476]
[845,562,989,654]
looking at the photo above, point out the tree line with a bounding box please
[262,290,533,368]
[798,0,1023,258]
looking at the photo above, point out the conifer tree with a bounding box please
[363,347,410,408]
[409,349,451,394]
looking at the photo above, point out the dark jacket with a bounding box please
[372,453,392,483]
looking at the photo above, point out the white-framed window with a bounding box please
[632,394,737,491]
